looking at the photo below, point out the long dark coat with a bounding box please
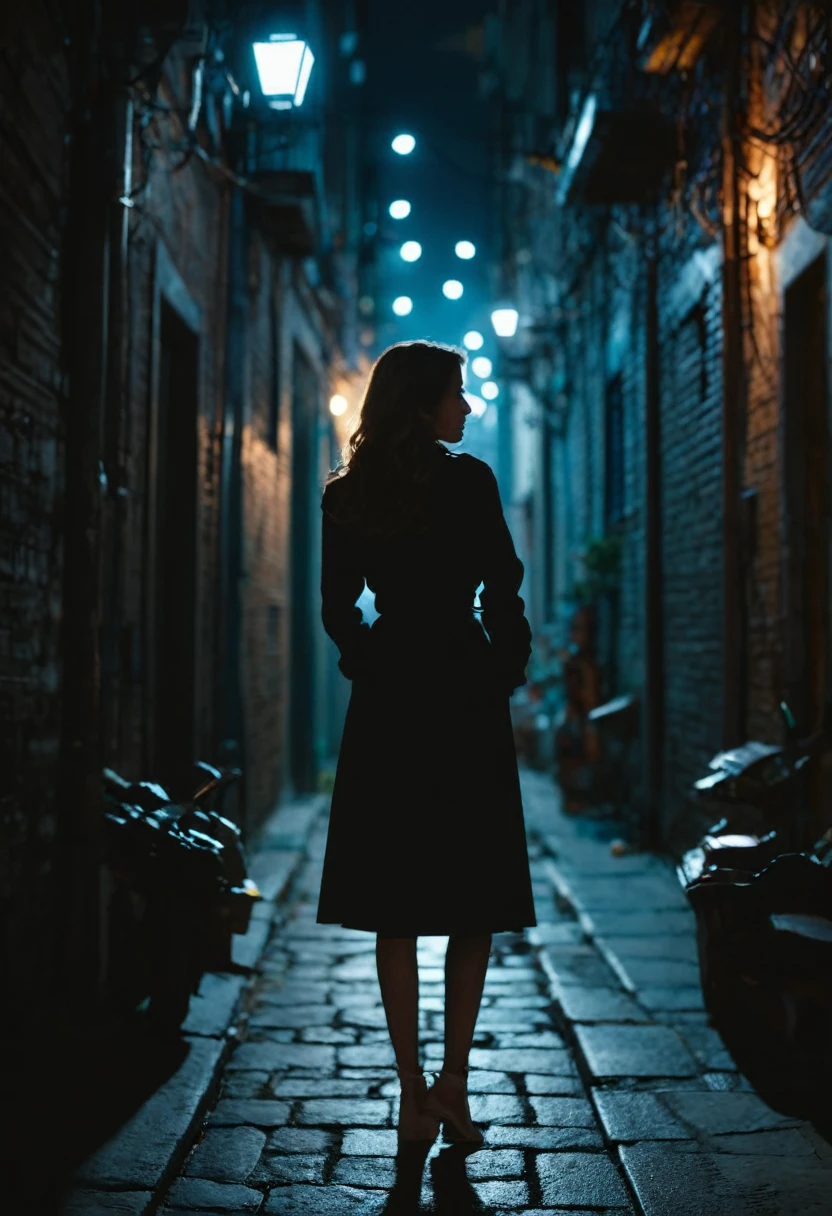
[316,443,537,935]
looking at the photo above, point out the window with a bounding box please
[605,373,624,527]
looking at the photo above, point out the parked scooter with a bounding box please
[103,762,260,1033]
[690,701,832,850]
[678,702,832,1113]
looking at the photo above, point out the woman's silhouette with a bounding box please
[317,340,536,1145]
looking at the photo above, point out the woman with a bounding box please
[317,340,536,1143]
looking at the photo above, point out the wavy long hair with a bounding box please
[324,340,465,537]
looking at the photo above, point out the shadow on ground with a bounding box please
[3,1017,188,1211]
[380,1142,494,1216]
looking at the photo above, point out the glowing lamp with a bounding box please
[481,381,499,400]
[392,296,413,316]
[329,394,348,416]
[392,133,416,155]
[471,356,492,379]
[455,240,476,259]
[253,35,315,108]
[389,199,411,219]
[463,330,484,351]
[400,240,422,262]
[490,307,519,338]
[442,279,463,300]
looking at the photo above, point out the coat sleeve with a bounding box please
[477,463,532,694]
[321,487,372,680]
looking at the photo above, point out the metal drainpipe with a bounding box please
[720,10,747,748]
[643,233,664,850]
[101,93,133,766]
[218,184,248,838]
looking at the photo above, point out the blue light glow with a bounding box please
[389,199,412,219]
[392,296,413,316]
[253,36,315,107]
[400,241,422,262]
[443,279,463,300]
[491,307,519,337]
[455,240,476,259]
[392,133,416,155]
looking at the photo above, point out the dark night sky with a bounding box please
[363,0,496,358]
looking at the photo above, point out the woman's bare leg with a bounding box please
[422,932,491,1135]
[375,935,420,1074]
[441,932,491,1073]
[437,929,491,1074]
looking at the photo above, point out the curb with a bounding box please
[59,792,328,1216]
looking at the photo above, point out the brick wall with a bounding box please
[656,246,725,834]
[0,6,70,1012]
[117,59,229,780]
[240,233,289,825]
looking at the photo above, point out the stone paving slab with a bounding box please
[250,1003,338,1028]
[252,1153,327,1183]
[295,1098,392,1125]
[583,909,696,938]
[226,1041,337,1071]
[182,973,247,1038]
[596,935,699,962]
[263,1183,388,1213]
[620,1142,832,1215]
[524,1073,586,1095]
[527,922,586,946]
[183,1126,266,1181]
[595,1089,803,1142]
[541,944,623,988]
[331,1156,397,1186]
[637,985,705,1012]
[607,957,702,989]
[536,1151,633,1208]
[468,1046,578,1074]
[675,1023,736,1071]
[165,1177,263,1210]
[486,1125,606,1149]
[576,1024,698,1079]
[553,984,650,1024]
[57,1192,152,1216]
[548,867,688,914]
[529,1096,598,1127]
[473,1179,530,1206]
[208,1099,291,1126]
[465,1148,524,1177]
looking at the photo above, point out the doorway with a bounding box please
[151,298,198,788]
[784,253,828,738]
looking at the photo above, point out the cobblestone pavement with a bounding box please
[157,770,832,1215]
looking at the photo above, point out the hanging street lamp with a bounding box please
[252,34,315,109]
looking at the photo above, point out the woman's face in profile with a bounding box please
[431,366,471,444]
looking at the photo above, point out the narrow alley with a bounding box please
[63,770,831,1215]
[5,2,832,1213]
